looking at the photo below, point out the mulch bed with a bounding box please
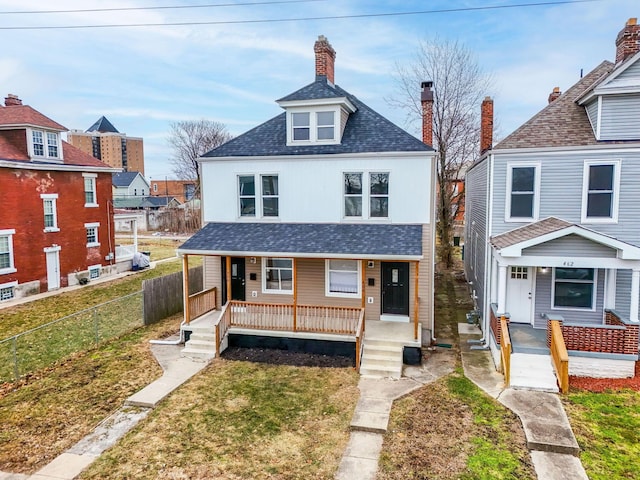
[221,346,354,368]
[569,361,640,392]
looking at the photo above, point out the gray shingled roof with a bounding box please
[178,222,423,258]
[491,217,573,249]
[203,77,432,157]
[112,171,139,187]
[87,116,119,133]
[496,61,614,149]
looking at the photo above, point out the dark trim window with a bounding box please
[261,175,279,217]
[370,172,389,218]
[292,112,310,141]
[508,165,536,219]
[344,173,362,217]
[586,164,614,218]
[238,175,256,217]
[553,268,595,309]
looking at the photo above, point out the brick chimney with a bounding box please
[480,96,494,155]
[421,81,434,146]
[4,94,22,106]
[548,86,561,104]
[616,18,640,64]
[314,35,336,84]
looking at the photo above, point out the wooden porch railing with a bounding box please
[500,316,512,387]
[354,308,365,372]
[214,301,232,358]
[188,287,217,322]
[549,320,569,394]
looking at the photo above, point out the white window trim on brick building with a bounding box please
[0,280,18,301]
[0,229,17,275]
[41,193,60,232]
[83,173,98,207]
[28,128,63,161]
[85,222,100,247]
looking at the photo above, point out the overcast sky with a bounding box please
[0,0,635,180]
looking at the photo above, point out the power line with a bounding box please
[0,1,601,30]
[0,0,327,15]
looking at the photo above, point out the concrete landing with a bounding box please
[510,353,559,392]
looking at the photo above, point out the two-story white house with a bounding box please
[465,18,640,385]
[176,36,436,377]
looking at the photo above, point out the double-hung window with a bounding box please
[41,194,59,232]
[85,223,100,247]
[316,111,335,140]
[506,164,539,220]
[582,161,620,223]
[370,173,389,218]
[292,112,310,141]
[0,230,16,274]
[32,130,44,156]
[326,259,360,297]
[238,175,256,217]
[83,173,98,207]
[344,173,363,217]
[553,268,595,310]
[31,129,60,159]
[261,175,279,217]
[47,132,59,157]
[263,258,293,293]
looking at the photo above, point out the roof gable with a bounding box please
[112,171,140,187]
[0,105,66,131]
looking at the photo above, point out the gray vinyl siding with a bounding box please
[533,268,605,328]
[464,158,489,316]
[613,269,640,321]
[600,94,640,140]
[610,58,640,83]
[585,99,598,136]
[522,234,617,258]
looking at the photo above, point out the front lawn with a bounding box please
[80,360,359,479]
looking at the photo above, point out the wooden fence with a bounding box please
[143,265,203,325]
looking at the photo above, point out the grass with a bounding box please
[0,314,180,474]
[80,360,359,479]
[563,390,640,480]
[117,235,185,261]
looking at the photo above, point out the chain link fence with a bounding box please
[0,291,143,384]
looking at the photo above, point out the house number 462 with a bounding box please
[562,261,574,267]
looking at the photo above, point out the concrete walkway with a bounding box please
[6,341,210,480]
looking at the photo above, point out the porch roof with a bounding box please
[491,217,640,260]
[177,222,423,260]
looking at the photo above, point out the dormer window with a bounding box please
[292,113,310,140]
[316,111,335,140]
[30,129,61,160]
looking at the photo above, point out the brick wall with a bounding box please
[490,305,503,345]
[0,167,114,291]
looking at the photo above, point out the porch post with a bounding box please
[604,269,616,310]
[414,260,420,341]
[361,260,366,310]
[293,258,298,331]
[132,219,138,253]
[183,255,190,324]
[490,256,498,304]
[630,268,640,322]
[497,263,508,313]
[225,256,231,306]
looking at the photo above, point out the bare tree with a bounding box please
[168,119,233,189]
[388,37,492,268]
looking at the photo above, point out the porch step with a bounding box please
[509,353,559,393]
[189,332,217,343]
[180,347,216,360]
[360,341,403,379]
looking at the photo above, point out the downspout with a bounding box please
[149,320,186,345]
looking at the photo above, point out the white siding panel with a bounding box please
[600,94,640,140]
[585,99,598,136]
[200,154,432,224]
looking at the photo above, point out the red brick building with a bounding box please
[150,179,196,204]
[0,94,116,301]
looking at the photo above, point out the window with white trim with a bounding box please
[581,161,620,223]
[506,164,539,220]
[0,281,17,301]
[261,175,279,217]
[292,112,310,141]
[30,129,61,159]
[0,230,16,274]
[153,183,158,193]
[288,108,340,144]
[83,173,98,207]
[262,258,293,293]
[85,223,100,247]
[326,259,360,297]
[316,111,335,140]
[552,268,595,310]
[344,173,363,217]
[41,194,59,232]
[369,172,389,218]
[238,175,256,217]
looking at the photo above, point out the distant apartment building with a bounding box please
[150,179,197,203]
[68,116,145,174]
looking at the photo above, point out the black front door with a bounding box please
[381,262,409,316]
[222,257,246,302]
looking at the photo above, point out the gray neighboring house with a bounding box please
[465,18,640,379]
[175,36,436,375]
[112,171,150,198]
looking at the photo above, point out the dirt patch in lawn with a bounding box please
[570,361,640,393]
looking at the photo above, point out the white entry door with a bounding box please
[505,267,533,324]
[45,249,60,291]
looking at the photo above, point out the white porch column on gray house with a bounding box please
[132,218,138,253]
[630,268,640,322]
[604,269,617,310]
[490,256,498,304]
[497,263,508,313]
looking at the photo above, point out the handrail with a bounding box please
[188,287,217,322]
[214,301,233,357]
[354,308,365,372]
[500,316,512,387]
[549,320,569,394]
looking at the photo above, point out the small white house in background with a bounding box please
[176,36,437,376]
[112,171,149,198]
[465,18,640,381]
